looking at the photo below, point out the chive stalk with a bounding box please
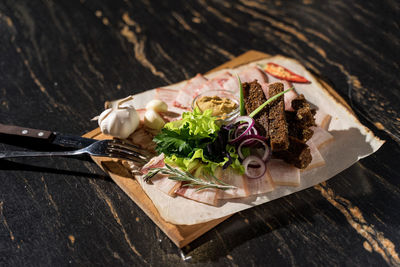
[237,75,245,116]
[249,87,294,118]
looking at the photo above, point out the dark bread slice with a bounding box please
[285,94,316,142]
[274,136,312,169]
[291,94,316,127]
[268,83,289,151]
[242,81,268,136]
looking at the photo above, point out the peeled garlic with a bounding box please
[144,109,165,130]
[145,99,168,113]
[98,96,140,139]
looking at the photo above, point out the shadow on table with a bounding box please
[180,196,321,262]
[0,158,110,180]
[0,134,110,180]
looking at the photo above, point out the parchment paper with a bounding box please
[129,55,384,225]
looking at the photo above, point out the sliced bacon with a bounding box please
[141,153,165,174]
[309,126,334,149]
[128,127,156,151]
[267,159,300,187]
[140,154,181,196]
[151,174,181,197]
[155,88,179,107]
[187,73,209,89]
[209,71,232,87]
[304,140,325,170]
[197,72,232,94]
[239,66,269,83]
[222,76,240,92]
[215,167,249,199]
[281,80,298,111]
[174,74,208,109]
[314,110,332,130]
[176,185,221,206]
[246,169,275,195]
[159,111,181,122]
[259,82,270,100]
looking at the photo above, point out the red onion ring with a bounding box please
[235,124,258,137]
[243,155,266,179]
[238,136,270,161]
[228,116,255,144]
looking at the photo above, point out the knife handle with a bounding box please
[0,123,54,140]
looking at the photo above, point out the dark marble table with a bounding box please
[1,1,399,266]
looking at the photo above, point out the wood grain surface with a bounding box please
[0,1,399,266]
[83,128,231,249]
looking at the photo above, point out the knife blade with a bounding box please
[50,132,97,149]
[0,123,97,149]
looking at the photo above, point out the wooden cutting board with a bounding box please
[83,50,351,248]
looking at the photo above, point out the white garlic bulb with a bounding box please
[98,96,140,139]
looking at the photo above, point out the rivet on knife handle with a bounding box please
[0,123,53,140]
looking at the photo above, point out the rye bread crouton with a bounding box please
[274,136,312,169]
[268,83,289,151]
[285,94,316,142]
[242,81,268,136]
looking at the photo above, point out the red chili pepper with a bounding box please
[263,63,310,83]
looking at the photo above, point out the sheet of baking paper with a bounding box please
[130,55,384,225]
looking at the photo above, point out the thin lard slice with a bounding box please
[175,186,221,206]
[174,74,208,108]
[260,81,270,100]
[141,153,165,173]
[304,140,325,170]
[246,169,276,195]
[216,167,249,199]
[309,126,334,149]
[267,159,300,187]
[140,154,181,196]
[129,127,156,151]
[314,110,332,130]
[158,111,181,122]
[151,174,181,196]
[222,76,239,92]
[239,66,269,83]
[155,88,179,107]
[281,80,298,111]
[197,72,232,93]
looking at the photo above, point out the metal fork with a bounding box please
[0,139,150,165]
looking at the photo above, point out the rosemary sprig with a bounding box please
[249,87,294,118]
[143,164,236,191]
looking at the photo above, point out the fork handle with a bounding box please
[0,123,53,140]
[0,150,81,159]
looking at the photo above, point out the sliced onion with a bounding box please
[238,136,270,161]
[235,124,258,137]
[243,155,266,179]
[228,116,255,144]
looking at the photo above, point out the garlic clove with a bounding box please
[144,109,165,130]
[145,99,168,113]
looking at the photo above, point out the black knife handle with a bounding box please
[0,123,54,140]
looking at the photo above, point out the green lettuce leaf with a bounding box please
[165,147,244,175]
[154,107,244,175]
[164,108,219,138]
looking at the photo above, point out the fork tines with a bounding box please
[106,139,150,164]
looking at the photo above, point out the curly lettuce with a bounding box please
[153,108,243,174]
